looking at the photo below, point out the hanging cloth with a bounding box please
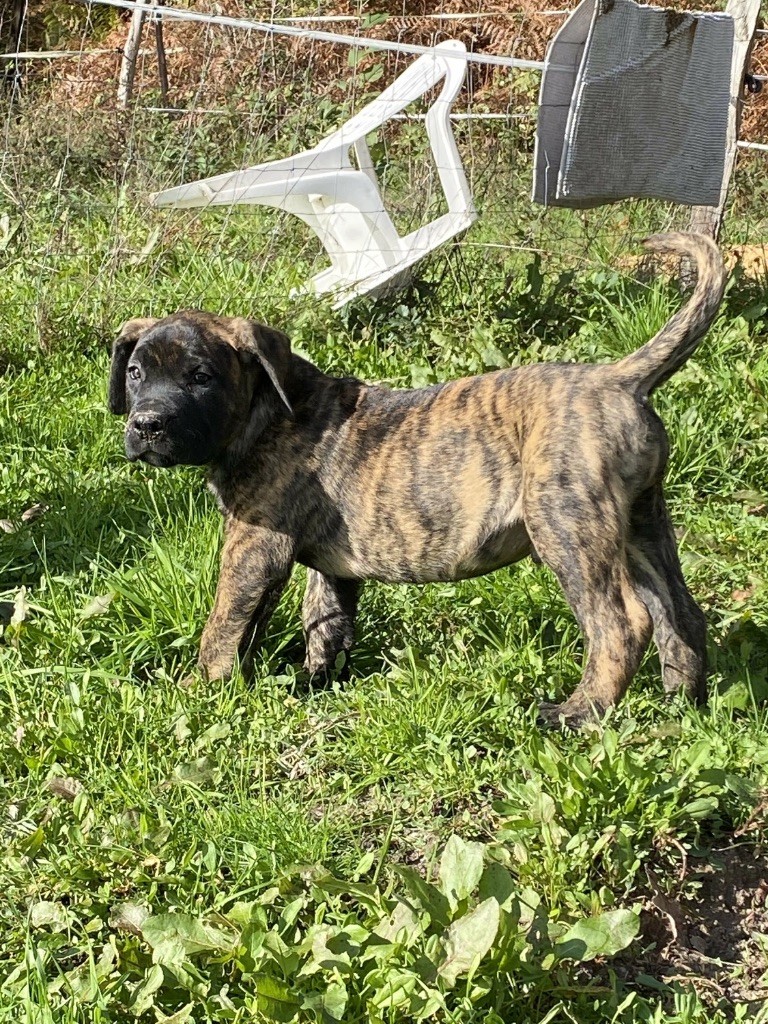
[533,0,734,208]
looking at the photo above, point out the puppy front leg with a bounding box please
[302,570,360,675]
[198,521,294,682]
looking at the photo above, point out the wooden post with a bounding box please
[154,0,170,109]
[7,0,25,96]
[687,0,761,242]
[11,0,25,44]
[117,4,146,108]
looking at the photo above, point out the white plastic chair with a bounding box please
[150,40,476,307]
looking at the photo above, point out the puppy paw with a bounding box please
[537,700,601,732]
[196,653,233,684]
[662,671,707,707]
[303,649,350,681]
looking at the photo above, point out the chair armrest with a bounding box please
[151,169,384,211]
[150,150,355,208]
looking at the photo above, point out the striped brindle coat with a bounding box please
[109,233,726,728]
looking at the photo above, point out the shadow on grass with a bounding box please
[1,464,211,588]
[273,594,768,724]
[716,617,768,707]
[268,569,582,701]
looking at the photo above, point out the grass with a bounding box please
[2,92,768,1023]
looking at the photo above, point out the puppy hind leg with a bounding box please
[628,487,707,705]
[524,482,653,729]
[302,570,360,676]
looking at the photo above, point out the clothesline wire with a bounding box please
[276,10,571,22]
[1,6,574,61]
[0,47,184,60]
[8,2,767,155]
[137,106,535,120]
[66,0,551,72]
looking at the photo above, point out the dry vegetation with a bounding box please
[12,0,768,140]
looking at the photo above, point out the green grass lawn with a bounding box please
[2,104,768,1022]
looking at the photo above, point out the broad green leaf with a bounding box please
[556,909,640,962]
[19,826,45,856]
[238,920,267,974]
[323,980,348,1020]
[62,937,115,1003]
[30,901,70,931]
[306,925,351,973]
[439,835,485,907]
[437,897,500,987]
[170,757,214,786]
[724,772,758,802]
[142,913,234,956]
[150,937,186,968]
[253,973,300,1022]
[263,930,302,974]
[374,900,422,945]
[478,863,516,910]
[312,872,382,911]
[156,1004,193,1024]
[343,924,371,946]
[161,958,210,1000]
[360,11,388,28]
[258,886,281,906]
[679,796,719,819]
[396,867,451,927]
[683,738,712,772]
[130,964,164,1014]
[109,901,150,936]
[412,987,446,1020]
[347,46,375,68]
[302,979,348,1020]
[529,789,557,824]
[354,850,375,878]
[65,964,100,1003]
[368,969,419,1010]
[279,896,305,930]
[194,721,231,749]
[173,714,192,743]
[94,942,117,979]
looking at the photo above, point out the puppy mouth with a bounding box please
[135,449,178,468]
[125,435,179,468]
[124,419,211,468]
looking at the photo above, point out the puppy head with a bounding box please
[108,311,292,468]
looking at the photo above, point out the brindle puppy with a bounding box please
[109,232,725,728]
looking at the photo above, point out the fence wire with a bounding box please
[1,0,767,340]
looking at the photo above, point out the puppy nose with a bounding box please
[132,411,166,437]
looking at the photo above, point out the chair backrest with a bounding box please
[315,40,474,219]
[315,40,469,152]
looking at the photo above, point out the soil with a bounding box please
[631,843,768,1009]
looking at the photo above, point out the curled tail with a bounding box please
[615,232,726,396]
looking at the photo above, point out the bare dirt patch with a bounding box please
[635,843,768,1008]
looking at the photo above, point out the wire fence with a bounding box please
[2,0,768,335]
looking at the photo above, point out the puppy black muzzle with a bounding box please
[126,407,179,466]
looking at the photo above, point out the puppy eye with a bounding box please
[192,372,211,386]
[128,366,141,380]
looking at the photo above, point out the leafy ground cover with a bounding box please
[2,85,768,1022]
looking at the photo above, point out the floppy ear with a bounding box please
[108,318,158,415]
[231,318,293,417]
